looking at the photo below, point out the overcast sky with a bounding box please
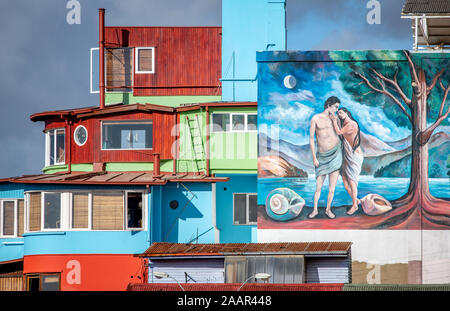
[0,0,412,178]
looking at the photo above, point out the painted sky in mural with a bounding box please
[257,50,450,230]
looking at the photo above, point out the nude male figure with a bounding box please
[309,96,343,219]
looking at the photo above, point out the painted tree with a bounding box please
[338,50,450,229]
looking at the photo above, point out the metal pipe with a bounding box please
[205,106,210,176]
[99,8,105,109]
[153,153,161,177]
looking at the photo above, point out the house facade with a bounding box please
[0,0,286,291]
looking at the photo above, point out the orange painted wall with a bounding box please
[23,254,146,291]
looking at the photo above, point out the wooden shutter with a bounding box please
[106,48,133,91]
[2,201,15,236]
[17,199,24,236]
[92,193,124,230]
[29,193,41,232]
[72,193,89,229]
[137,48,153,72]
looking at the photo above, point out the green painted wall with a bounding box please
[105,93,221,108]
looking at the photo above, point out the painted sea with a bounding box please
[257,176,450,207]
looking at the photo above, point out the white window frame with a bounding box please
[211,113,257,133]
[246,113,257,132]
[45,128,66,167]
[101,120,153,151]
[69,192,92,231]
[90,47,100,94]
[125,191,146,231]
[41,192,65,231]
[0,200,17,238]
[73,125,88,147]
[232,193,257,226]
[135,47,155,74]
[24,190,147,233]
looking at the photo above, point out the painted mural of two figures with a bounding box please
[257,50,450,230]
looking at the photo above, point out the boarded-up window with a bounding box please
[2,201,15,236]
[17,199,24,236]
[28,193,41,232]
[136,47,154,73]
[106,48,133,92]
[72,193,89,229]
[92,193,124,230]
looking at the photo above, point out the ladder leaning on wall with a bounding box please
[186,114,206,175]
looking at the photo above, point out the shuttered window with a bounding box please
[106,48,133,92]
[92,193,124,230]
[17,199,24,236]
[136,47,154,73]
[2,201,15,236]
[28,193,41,232]
[72,193,89,229]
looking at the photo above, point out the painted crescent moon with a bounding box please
[283,75,296,89]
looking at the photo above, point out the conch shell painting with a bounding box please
[360,194,392,216]
[265,188,305,221]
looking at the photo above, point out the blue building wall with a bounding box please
[151,183,215,244]
[221,0,286,102]
[216,174,257,243]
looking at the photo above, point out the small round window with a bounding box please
[74,125,88,146]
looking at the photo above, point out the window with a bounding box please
[135,47,155,74]
[0,199,24,237]
[211,113,257,132]
[102,121,153,150]
[106,47,133,92]
[74,125,88,146]
[233,193,257,225]
[25,191,146,232]
[43,193,61,230]
[45,128,65,166]
[26,274,60,291]
[126,192,143,230]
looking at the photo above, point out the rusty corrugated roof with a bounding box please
[4,172,228,186]
[127,283,344,291]
[139,242,352,257]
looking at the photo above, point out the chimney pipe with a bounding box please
[99,8,105,109]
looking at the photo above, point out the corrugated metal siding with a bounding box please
[343,284,450,291]
[149,259,225,284]
[104,27,221,96]
[306,257,350,284]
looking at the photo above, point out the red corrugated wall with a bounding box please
[104,27,222,96]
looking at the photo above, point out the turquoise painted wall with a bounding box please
[152,183,215,244]
[216,174,257,243]
[222,0,286,101]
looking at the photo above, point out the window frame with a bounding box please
[105,47,134,93]
[26,273,61,291]
[135,47,155,74]
[24,190,147,233]
[73,125,88,147]
[232,193,257,226]
[125,191,145,231]
[0,199,17,237]
[100,120,153,151]
[45,128,66,167]
[210,113,257,133]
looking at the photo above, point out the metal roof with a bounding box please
[402,0,450,14]
[139,242,352,258]
[2,171,228,186]
[127,283,344,291]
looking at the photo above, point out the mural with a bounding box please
[257,50,450,230]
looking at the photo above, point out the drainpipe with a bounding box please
[99,8,105,109]
[153,153,161,177]
[172,112,177,175]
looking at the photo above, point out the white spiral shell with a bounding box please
[269,194,290,215]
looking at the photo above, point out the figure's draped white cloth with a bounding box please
[341,139,363,184]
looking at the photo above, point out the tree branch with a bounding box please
[427,69,444,95]
[421,80,450,145]
[355,71,412,123]
[370,68,412,107]
[403,50,419,86]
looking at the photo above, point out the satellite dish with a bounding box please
[283,75,296,89]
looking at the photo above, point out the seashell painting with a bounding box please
[361,194,392,216]
[265,188,305,221]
